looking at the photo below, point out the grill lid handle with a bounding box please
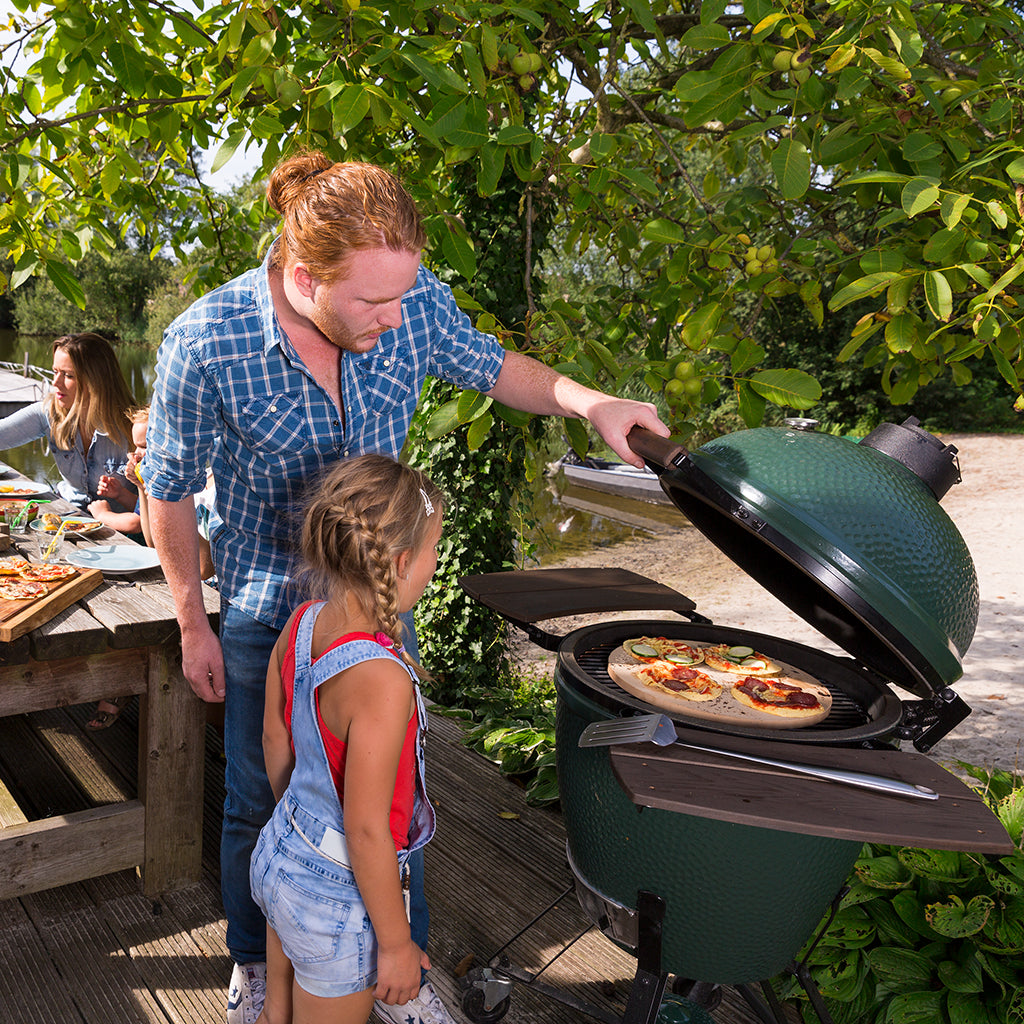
[627,426,689,470]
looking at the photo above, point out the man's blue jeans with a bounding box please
[220,600,428,965]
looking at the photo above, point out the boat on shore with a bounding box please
[550,453,671,505]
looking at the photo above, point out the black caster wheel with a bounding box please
[461,984,511,1024]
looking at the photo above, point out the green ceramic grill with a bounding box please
[459,417,997,1017]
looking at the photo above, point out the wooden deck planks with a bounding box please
[0,700,783,1024]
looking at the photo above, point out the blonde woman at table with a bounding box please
[251,455,444,1024]
[0,332,143,730]
[0,332,141,537]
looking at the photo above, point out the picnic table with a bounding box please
[0,471,218,899]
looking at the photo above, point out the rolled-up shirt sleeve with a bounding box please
[143,327,220,501]
[420,270,506,391]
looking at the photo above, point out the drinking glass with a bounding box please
[36,527,65,564]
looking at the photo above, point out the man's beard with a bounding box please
[310,290,360,351]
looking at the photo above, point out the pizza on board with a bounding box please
[730,675,832,723]
[702,644,781,676]
[0,556,30,576]
[19,563,77,583]
[0,579,48,600]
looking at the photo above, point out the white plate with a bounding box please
[66,544,161,575]
[0,483,53,497]
[30,515,104,535]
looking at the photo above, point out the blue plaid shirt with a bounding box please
[144,244,506,630]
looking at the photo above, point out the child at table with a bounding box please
[120,407,216,582]
[250,454,444,1024]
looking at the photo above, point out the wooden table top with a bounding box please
[0,470,218,664]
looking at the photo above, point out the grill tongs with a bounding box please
[579,714,939,801]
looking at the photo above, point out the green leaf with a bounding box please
[10,253,39,291]
[986,200,1009,229]
[466,410,493,451]
[925,894,995,938]
[456,390,491,421]
[997,784,1024,843]
[883,990,945,1022]
[884,312,918,353]
[902,133,942,163]
[748,368,821,409]
[106,40,148,99]
[856,855,913,891]
[941,193,971,229]
[680,23,729,50]
[44,260,85,308]
[212,130,246,174]
[771,137,811,200]
[398,50,469,95]
[829,273,902,312]
[901,177,940,217]
[497,124,535,146]
[333,85,371,133]
[1007,155,1024,182]
[843,170,911,185]
[737,380,767,427]
[564,417,590,459]
[924,270,953,321]
[424,398,462,438]
[864,947,935,992]
[642,218,688,245]
[441,227,476,281]
[896,848,972,883]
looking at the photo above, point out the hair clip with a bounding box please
[374,631,405,656]
[419,488,435,516]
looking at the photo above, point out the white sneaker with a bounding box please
[375,980,458,1024]
[226,961,267,1024]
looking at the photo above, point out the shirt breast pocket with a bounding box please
[354,355,416,418]
[238,393,313,455]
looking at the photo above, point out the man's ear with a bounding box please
[291,263,318,300]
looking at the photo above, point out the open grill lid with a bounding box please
[628,418,977,699]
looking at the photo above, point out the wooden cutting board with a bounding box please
[0,567,104,641]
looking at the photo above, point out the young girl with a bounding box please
[250,454,445,1024]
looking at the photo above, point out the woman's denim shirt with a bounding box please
[0,401,136,513]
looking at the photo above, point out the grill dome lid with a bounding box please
[633,419,977,699]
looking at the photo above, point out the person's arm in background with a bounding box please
[90,471,142,534]
[0,402,50,451]
[485,350,670,468]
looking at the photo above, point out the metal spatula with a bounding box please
[578,714,939,801]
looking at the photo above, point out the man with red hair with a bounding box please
[145,152,668,1024]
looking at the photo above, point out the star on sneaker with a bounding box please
[226,961,267,1024]
[374,979,458,1024]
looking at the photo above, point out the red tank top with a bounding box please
[282,611,417,850]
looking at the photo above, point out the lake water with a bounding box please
[0,329,679,561]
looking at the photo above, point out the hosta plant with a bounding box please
[775,764,1024,1024]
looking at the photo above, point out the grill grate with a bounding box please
[576,639,871,732]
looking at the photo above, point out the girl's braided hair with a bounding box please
[297,455,444,649]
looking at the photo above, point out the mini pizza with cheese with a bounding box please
[0,579,48,600]
[729,675,832,723]
[702,644,781,676]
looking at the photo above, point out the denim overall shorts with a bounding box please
[250,602,436,997]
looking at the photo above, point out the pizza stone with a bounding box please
[606,644,833,730]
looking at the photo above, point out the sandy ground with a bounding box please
[518,432,1023,776]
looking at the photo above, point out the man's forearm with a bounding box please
[485,350,600,417]
[148,495,208,632]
